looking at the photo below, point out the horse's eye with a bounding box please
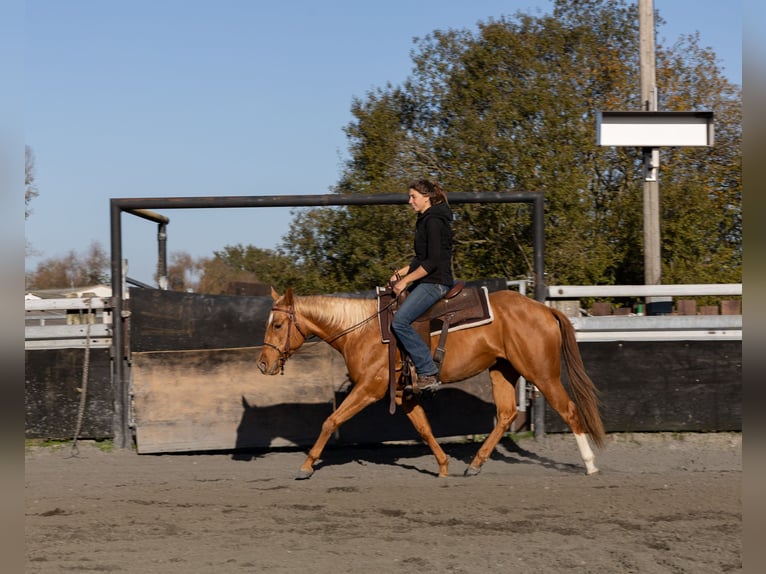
[273,322,283,330]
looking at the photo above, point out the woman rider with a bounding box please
[390,178,454,394]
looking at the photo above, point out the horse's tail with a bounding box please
[550,307,606,448]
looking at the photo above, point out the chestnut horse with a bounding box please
[256,287,605,479]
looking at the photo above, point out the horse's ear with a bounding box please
[284,287,294,305]
[270,286,280,301]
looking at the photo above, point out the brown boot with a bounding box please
[403,374,442,396]
[416,374,441,393]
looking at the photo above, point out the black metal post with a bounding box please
[109,200,128,448]
[532,194,546,302]
[111,191,542,211]
[531,194,547,441]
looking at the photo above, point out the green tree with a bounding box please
[198,244,301,294]
[219,0,740,293]
[433,5,644,286]
[654,33,741,284]
[163,251,202,292]
[26,241,110,289]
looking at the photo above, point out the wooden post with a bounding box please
[639,0,662,295]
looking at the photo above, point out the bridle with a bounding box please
[262,291,400,375]
[261,302,309,375]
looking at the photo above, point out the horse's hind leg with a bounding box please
[465,365,518,476]
[536,376,599,475]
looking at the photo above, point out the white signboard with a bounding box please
[597,111,714,147]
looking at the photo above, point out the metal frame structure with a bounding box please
[109,192,546,447]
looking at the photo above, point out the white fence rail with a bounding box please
[25,297,113,349]
[546,284,742,298]
[24,285,743,349]
[544,283,742,342]
[569,315,741,342]
[24,298,111,311]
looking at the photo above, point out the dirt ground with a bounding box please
[25,431,741,574]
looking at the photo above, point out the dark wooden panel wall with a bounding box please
[127,280,510,352]
[128,288,273,351]
[25,348,114,439]
[544,340,742,432]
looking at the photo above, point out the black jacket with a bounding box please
[408,201,454,286]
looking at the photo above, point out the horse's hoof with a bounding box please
[464,465,481,477]
[586,467,600,476]
[295,469,314,480]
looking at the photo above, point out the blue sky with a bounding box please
[24,0,742,285]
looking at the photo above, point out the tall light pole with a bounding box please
[639,0,661,293]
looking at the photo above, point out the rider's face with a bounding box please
[408,188,431,213]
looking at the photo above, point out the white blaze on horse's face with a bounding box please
[258,309,286,376]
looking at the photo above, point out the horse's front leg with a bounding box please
[399,394,450,477]
[297,384,381,479]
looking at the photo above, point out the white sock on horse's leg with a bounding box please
[574,432,599,475]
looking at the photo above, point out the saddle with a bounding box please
[377,281,494,414]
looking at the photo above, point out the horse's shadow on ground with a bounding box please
[307,436,582,477]
[230,394,581,476]
[233,437,581,478]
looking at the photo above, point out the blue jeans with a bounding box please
[391,282,450,376]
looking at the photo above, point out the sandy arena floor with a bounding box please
[25,431,742,573]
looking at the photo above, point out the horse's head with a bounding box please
[256,287,309,375]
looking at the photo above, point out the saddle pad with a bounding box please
[378,285,494,343]
[416,285,494,336]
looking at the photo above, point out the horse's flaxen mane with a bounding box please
[294,295,378,334]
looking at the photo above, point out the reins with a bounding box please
[264,294,400,374]
[325,298,397,344]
